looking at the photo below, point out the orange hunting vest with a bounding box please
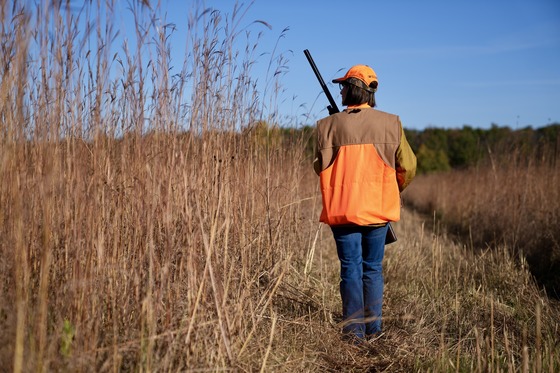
[315,108,402,226]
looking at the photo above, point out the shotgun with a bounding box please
[303,49,340,115]
[303,49,397,245]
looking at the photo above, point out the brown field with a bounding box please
[1,1,559,372]
[405,162,560,299]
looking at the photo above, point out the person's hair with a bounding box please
[342,77,378,107]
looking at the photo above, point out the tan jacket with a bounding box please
[314,106,416,225]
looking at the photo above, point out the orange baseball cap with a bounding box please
[332,65,378,86]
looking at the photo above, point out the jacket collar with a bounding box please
[345,103,371,112]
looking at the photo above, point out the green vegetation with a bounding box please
[60,320,75,358]
[267,122,559,175]
[405,124,560,173]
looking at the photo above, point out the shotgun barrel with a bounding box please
[303,49,340,115]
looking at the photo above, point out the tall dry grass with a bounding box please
[404,160,560,298]
[381,209,560,373]
[2,1,559,372]
[1,1,316,371]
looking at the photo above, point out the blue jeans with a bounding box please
[331,224,388,339]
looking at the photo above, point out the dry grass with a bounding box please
[287,208,560,372]
[404,162,560,298]
[1,1,559,372]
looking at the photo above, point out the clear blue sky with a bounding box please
[134,0,560,130]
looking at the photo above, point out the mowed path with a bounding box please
[267,208,440,371]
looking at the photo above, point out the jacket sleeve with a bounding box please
[395,125,417,191]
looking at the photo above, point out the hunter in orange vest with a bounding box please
[314,64,416,341]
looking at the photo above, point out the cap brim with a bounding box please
[332,77,346,83]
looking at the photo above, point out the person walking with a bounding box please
[313,64,417,341]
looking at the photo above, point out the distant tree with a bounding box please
[448,126,482,168]
[535,123,560,166]
[279,125,315,159]
[403,128,421,152]
[420,127,449,154]
[405,127,451,173]
[483,124,512,151]
[416,143,451,173]
[244,120,281,151]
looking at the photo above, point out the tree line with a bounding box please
[404,123,559,173]
[247,122,559,174]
